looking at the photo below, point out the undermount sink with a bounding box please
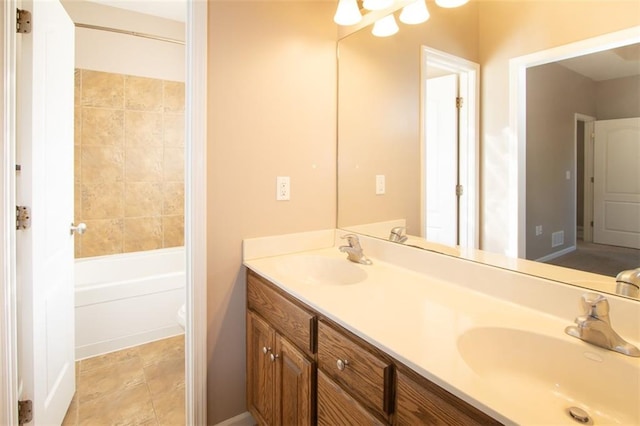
[457,327,640,425]
[274,254,368,286]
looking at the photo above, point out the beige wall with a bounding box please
[525,62,596,260]
[596,75,640,119]
[338,1,479,236]
[207,3,336,423]
[477,0,640,254]
[74,69,185,258]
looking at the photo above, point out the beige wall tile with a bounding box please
[125,146,163,182]
[163,215,184,248]
[74,183,82,222]
[163,182,184,216]
[163,81,185,113]
[81,70,124,109]
[124,182,163,217]
[74,107,82,146]
[78,219,124,258]
[125,75,163,112]
[81,146,124,183]
[81,182,124,220]
[125,111,163,146]
[124,217,163,252]
[163,147,184,181]
[74,146,82,184]
[163,113,184,147]
[74,69,81,107]
[81,108,124,146]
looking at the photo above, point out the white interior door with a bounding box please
[593,117,640,249]
[16,0,76,423]
[425,73,458,246]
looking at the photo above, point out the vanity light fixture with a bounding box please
[435,0,469,8]
[333,0,362,26]
[363,0,394,11]
[399,0,430,25]
[372,14,399,37]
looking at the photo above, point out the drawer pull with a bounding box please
[336,359,349,371]
[262,346,272,354]
[270,353,279,362]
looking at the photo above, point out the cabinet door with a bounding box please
[317,370,386,426]
[274,335,315,426]
[396,370,501,426]
[247,312,276,425]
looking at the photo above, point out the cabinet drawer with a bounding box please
[396,369,502,425]
[247,270,316,356]
[317,320,393,420]
[317,370,385,426]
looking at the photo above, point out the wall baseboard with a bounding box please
[76,326,184,360]
[535,245,576,263]
[214,411,254,426]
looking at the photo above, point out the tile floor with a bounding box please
[62,335,185,426]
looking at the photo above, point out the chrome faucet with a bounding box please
[339,234,372,265]
[389,226,408,243]
[565,293,640,357]
[616,268,640,298]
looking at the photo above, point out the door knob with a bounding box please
[70,222,87,235]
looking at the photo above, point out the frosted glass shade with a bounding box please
[435,0,469,7]
[334,0,362,26]
[372,14,399,37]
[363,0,393,11]
[399,0,430,25]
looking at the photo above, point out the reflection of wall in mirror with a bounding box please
[526,62,639,261]
[337,2,478,239]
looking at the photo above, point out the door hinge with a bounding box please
[590,221,594,227]
[590,176,594,183]
[16,9,32,34]
[456,96,463,109]
[456,184,464,197]
[18,400,33,425]
[16,206,31,230]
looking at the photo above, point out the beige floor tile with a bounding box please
[80,347,140,373]
[144,357,185,398]
[138,335,185,367]
[77,356,145,403]
[152,388,186,426]
[62,393,79,426]
[78,383,156,426]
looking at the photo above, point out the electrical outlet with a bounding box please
[376,175,385,195]
[535,225,542,236]
[276,176,290,201]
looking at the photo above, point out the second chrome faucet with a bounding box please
[339,234,372,265]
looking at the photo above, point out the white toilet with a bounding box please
[176,303,186,330]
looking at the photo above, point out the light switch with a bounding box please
[376,175,385,195]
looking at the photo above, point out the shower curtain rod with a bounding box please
[75,22,185,45]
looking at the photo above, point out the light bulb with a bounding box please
[435,0,469,8]
[334,0,362,26]
[363,0,393,11]
[372,14,399,37]
[399,0,430,25]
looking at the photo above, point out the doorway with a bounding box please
[0,1,207,424]
[421,46,479,249]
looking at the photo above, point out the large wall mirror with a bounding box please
[337,5,640,300]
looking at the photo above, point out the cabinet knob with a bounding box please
[262,346,271,354]
[270,353,279,362]
[336,359,349,371]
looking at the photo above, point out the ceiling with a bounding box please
[556,43,640,81]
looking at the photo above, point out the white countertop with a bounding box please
[243,230,640,425]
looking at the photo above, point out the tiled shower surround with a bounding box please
[74,69,185,258]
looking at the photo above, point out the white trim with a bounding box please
[185,0,207,424]
[1,2,18,424]
[575,114,596,244]
[535,245,576,263]
[420,46,479,250]
[509,25,640,259]
[214,411,255,426]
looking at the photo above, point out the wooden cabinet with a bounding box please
[395,368,502,426]
[247,271,316,426]
[246,269,502,426]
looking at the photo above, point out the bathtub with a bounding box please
[74,247,186,360]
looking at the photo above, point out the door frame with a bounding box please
[420,46,479,249]
[576,113,596,244]
[0,1,208,424]
[508,25,640,258]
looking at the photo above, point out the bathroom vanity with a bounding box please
[243,230,640,426]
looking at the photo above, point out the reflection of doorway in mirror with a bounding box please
[421,47,479,250]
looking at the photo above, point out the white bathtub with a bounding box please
[74,247,186,360]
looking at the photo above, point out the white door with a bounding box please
[593,117,640,249]
[425,73,458,246]
[16,0,76,423]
